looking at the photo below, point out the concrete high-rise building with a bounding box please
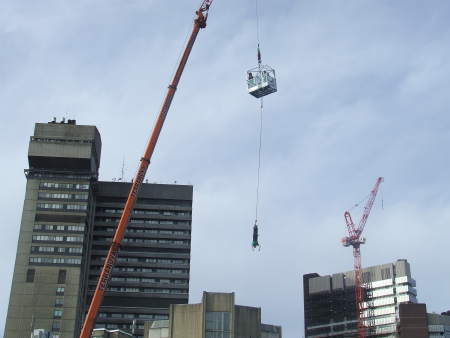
[88,182,192,337]
[5,120,101,338]
[303,259,417,337]
[143,292,282,338]
[4,120,193,338]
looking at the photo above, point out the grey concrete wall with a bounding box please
[395,259,410,278]
[169,303,203,338]
[331,273,345,290]
[309,275,331,294]
[235,305,261,338]
[29,122,101,171]
[204,292,234,312]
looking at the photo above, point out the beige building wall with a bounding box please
[170,303,204,338]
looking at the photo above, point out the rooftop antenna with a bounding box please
[119,157,125,181]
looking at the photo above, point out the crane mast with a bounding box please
[342,177,383,338]
[79,1,214,337]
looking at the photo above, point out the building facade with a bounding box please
[144,292,282,338]
[4,120,192,338]
[89,182,192,337]
[303,259,418,337]
[5,120,101,338]
[397,303,428,337]
[144,292,281,338]
[428,312,450,337]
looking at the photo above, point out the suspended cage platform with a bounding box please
[247,65,277,99]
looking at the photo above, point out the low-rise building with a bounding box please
[428,312,450,337]
[143,291,281,338]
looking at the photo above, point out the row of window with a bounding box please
[31,246,83,254]
[40,182,90,190]
[97,217,190,225]
[34,224,85,232]
[205,333,231,338]
[123,238,187,245]
[98,313,168,320]
[95,323,148,330]
[102,208,190,216]
[33,235,84,242]
[29,257,81,265]
[92,286,188,294]
[98,227,188,236]
[38,192,89,200]
[109,276,187,284]
[32,136,92,144]
[37,203,88,211]
[26,269,67,286]
[98,266,188,274]
[93,237,188,245]
[114,257,188,264]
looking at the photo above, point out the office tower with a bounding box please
[303,259,417,337]
[88,182,192,338]
[5,120,101,338]
[144,291,282,338]
[5,120,192,338]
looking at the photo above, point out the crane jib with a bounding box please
[78,2,214,337]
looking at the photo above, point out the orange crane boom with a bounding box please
[342,177,383,338]
[79,1,214,337]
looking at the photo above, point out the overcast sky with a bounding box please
[2,0,450,336]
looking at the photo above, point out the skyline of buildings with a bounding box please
[2,118,448,337]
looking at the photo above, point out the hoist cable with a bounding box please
[254,98,263,224]
[255,0,261,46]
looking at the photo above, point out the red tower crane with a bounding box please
[342,177,383,338]
[79,1,214,337]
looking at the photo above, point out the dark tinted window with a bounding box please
[26,269,35,283]
[57,270,66,284]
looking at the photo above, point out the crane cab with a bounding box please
[247,65,277,98]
